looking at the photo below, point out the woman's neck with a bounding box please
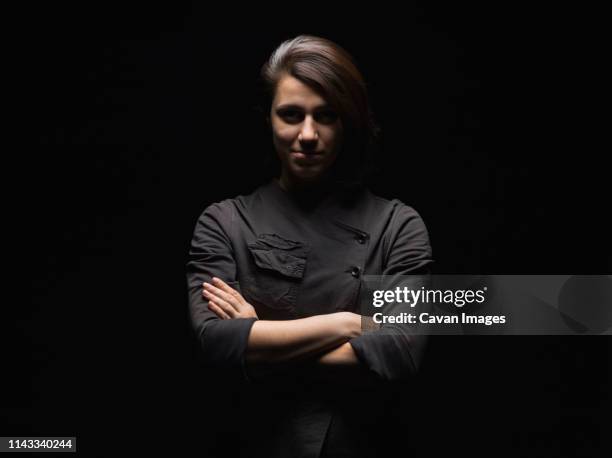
[277,172,337,206]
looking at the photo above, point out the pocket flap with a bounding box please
[247,234,309,279]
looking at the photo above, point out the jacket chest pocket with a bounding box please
[243,233,309,317]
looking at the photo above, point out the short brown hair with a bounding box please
[260,35,380,185]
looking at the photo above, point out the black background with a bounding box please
[5,2,611,457]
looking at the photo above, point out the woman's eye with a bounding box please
[315,111,338,124]
[278,110,303,123]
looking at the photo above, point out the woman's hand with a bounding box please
[202,277,258,320]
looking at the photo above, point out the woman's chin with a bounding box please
[289,165,326,181]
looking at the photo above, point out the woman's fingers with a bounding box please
[212,277,245,303]
[203,280,244,312]
[202,278,259,320]
[203,287,237,317]
[207,300,231,320]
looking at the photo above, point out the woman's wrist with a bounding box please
[335,311,363,339]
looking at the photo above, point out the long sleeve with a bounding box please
[349,203,433,381]
[186,202,257,380]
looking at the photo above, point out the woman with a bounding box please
[187,35,433,458]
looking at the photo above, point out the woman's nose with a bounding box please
[298,117,319,142]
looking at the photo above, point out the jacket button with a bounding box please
[350,266,361,278]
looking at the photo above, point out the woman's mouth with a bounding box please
[291,150,323,158]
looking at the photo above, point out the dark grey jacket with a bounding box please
[186,178,433,457]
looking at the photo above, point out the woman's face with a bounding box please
[270,73,343,188]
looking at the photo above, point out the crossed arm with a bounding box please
[202,277,365,370]
[189,202,431,382]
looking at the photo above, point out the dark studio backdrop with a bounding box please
[5,2,611,457]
